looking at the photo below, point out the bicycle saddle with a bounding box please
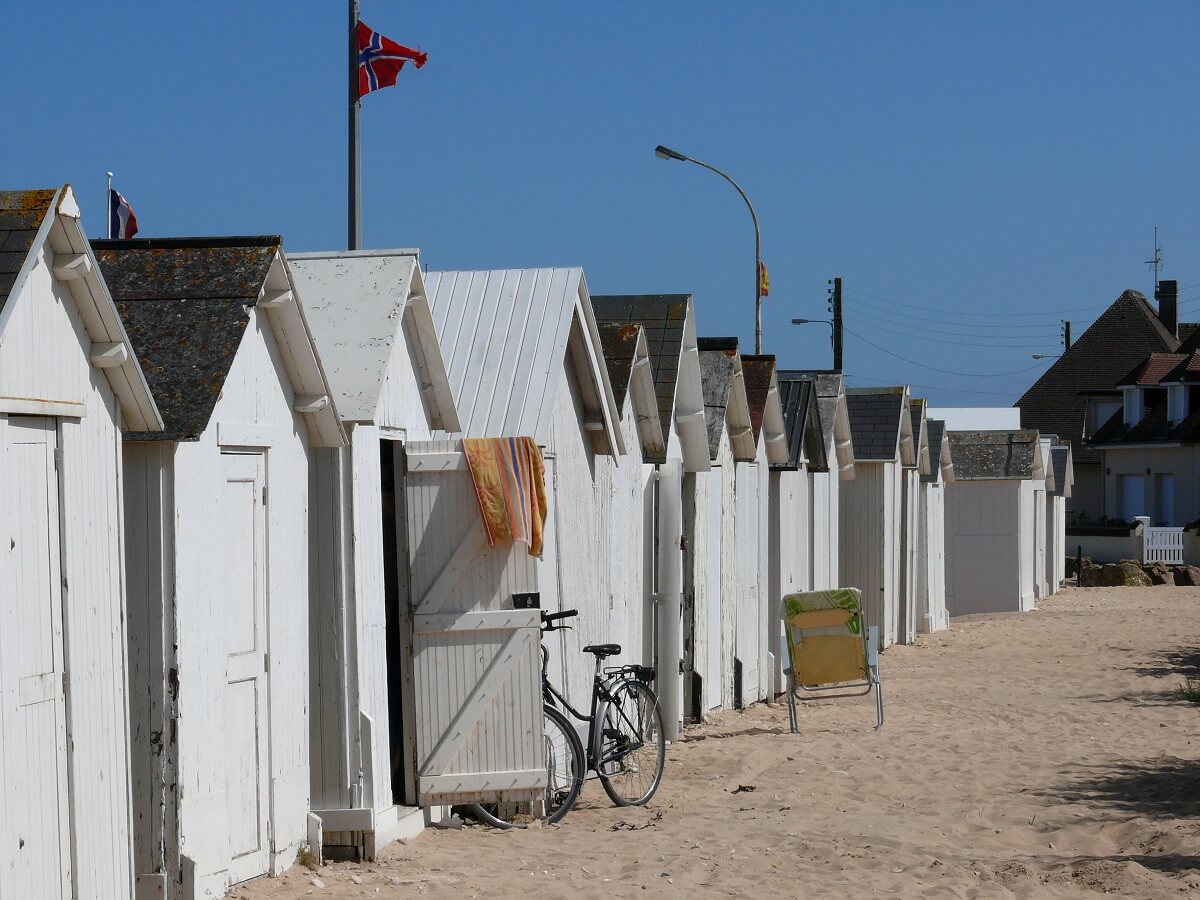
[583,643,622,658]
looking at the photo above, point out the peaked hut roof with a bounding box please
[1016,290,1180,464]
[94,236,344,446]
[423,268,624,454]
[947,429,1044,480]
[775,374,828,472]
[909,398,932,475]
[845,386,914,464]
[595,321,665,460]
[698,337,755,462]
[0,186,161,431]
[741,355,789,465]
[287,250,458,430]
[1050,444,1074,498]
[923,419,955,484]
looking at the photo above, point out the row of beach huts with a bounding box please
[0,186,1073,899]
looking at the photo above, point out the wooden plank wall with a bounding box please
[944,480,1023,615]
[0,249,137,897]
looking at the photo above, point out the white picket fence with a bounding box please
[1143,526,1185,565]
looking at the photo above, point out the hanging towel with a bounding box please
[462,437,547,557]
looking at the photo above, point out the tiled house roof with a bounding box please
[845,387,906,461]
[1016,290,1179,465]
[0,189,56,316]
[1117,352,1188,386]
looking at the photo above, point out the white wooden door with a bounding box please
[736,464,760,704]
[219,452,271,885]
[0,417,71,900]
[704,467,722,712]
[404,441,545,805]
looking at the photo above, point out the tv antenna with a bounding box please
[1146,226,1163,296]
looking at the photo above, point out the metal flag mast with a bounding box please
[348,0,361,250]
[106,171,113,239]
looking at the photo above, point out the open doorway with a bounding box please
[380,439,415,807]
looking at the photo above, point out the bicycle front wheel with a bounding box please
[470,704,584,828]
[595,678,666,806]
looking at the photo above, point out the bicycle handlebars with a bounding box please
[541,609,578,630]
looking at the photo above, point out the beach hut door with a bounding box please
[403,441,546,806]
[0,416,71,899]
[219,452,270,884]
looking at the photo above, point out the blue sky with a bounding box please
[7,2,1200,405]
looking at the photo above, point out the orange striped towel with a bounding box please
[462,437,548,557]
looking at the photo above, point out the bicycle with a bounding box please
[471,608,666,828]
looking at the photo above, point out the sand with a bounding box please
[235,586,1200,898]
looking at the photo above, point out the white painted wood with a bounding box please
[217,422,275,448]
[735,459,762,704]
[220,452,270,885]
[257,289,294,309]
[944,480,1026,615]
[51,251,91,281]
[0,397,85,417]
[89,341,129,367]
[839,462,899,650]
[404,439,544,806]
[0,417,71,900]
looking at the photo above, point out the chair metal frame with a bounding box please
[783,589,884,732]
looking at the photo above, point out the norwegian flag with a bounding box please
[108,189,138,239]
[357,21,427,98]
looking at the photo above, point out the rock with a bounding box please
[310,877,325,889]
[1144,561,1172,585]
[1096,562,1152,587]
[1172,565,1200,586]
[1079,563,1102,587]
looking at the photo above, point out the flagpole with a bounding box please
[348,0,361,250]
[106,171,113,240]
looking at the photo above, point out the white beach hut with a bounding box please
[1047,443,1074,592]
[1033,437,1055,601]
[739,355,789,702]
[769,374,828,693]
[0,186,161,899]
[780,371,856,590]
[897,399,932,644]
[287,250,460,856]
[422,267,625,735]
[96,236,346,897]
[591,295,710,738]
[697,339,757,713]
[840,386,916,650]
[943,429,1046,616]
[917,419,954,632]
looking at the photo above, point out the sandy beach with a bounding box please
[237,586,1200,898]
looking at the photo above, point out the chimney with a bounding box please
[1157,279,1179,339]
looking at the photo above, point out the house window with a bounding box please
[1117,474,1145,520]
[1189,385,1200,418]
[1144,387,1167,413]
[1155,473,1175,526]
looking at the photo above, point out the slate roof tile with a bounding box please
[0,189,56,317]
[947,429,1040,479]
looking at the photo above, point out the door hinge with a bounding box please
[53,447,63,471]
[264,652,270,672]
[262,485,268,506]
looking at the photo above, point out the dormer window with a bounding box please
[1144,387,1167,413]
[1190,385,1200,419]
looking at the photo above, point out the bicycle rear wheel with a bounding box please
[470,704,584,828]
[595,678,665,806]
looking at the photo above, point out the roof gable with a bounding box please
[698,338,755,461]
[1017,290,1179,464]
[741,354,788,465]
[596,322,665,460]
[423,268,623,454]
[909,398,931,475]
[288,251,458,430]
[947,429,1043,480]
[923,419,955,484]
[95,237,344,446]
[775,374,829,472]
[0,187,161,431]
[846,387,909,461]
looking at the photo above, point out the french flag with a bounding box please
[109,189,138,239]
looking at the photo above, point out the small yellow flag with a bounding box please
[759,261,770,297]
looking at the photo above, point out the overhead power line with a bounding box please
[843,312,1059,347]
[844,294,1081,330]
[844,374,1018,398]
[845,286,1107,319]
[842,326,1050,378]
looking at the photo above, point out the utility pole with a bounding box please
[827,277,843,372]
[1146,226,1162,299]
[1062,320,1071,350]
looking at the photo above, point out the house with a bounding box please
[840,386,916,649]
[286,250,460,857]
[1046,443,1074,592]
[768,373,828,692]
[697,338,757,713]
[1088,339,1200,526]
[740,355,789,701]
[780,371,856,590]
[1016,284,1188,522]
[917,419,955,632]
[95,236,346,897]
[944,429,1045,616]
[591,295,710,737]
[419,268,626,801]
[898,399,932,644]
[0,186,161,899]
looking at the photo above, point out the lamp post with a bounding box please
[655,145,763,353]
[791,318,836,368]
[1031,354,1061,360]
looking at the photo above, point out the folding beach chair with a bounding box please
[782,588,883,732]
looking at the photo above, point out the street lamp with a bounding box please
[655,144,763,353]
[1031,353,1061,360]
[792,318,836,367]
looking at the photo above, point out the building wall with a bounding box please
[375,319,438,433]
[1019,480,1037,610]
[141,308,314,895]
[768,467,808,696]
[919,481,948,632]
[1068,462,1103,523]
[945,480,1024,615]
[0,245,136,899]
[810,468,840,590]
[898,467,921,644]
[1101,445,1200,526]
